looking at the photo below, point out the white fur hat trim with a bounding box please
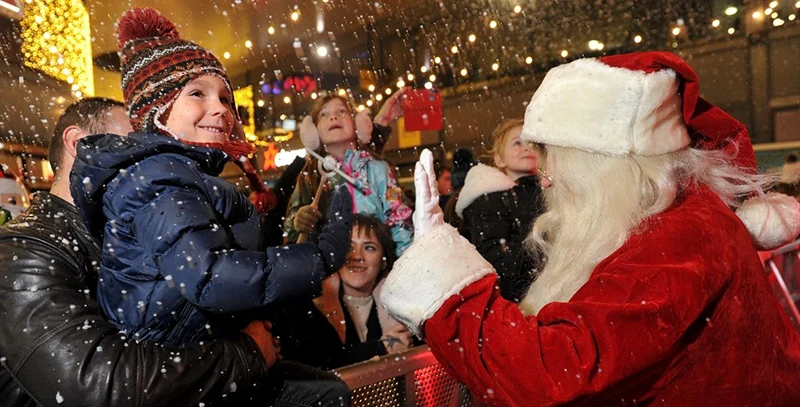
[522,58,690,156]
[736,193,800,250]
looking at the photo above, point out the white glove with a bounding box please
[413,149,444,240]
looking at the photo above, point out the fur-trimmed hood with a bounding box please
[455,164,517,217]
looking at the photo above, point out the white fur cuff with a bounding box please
[379,224,494,336]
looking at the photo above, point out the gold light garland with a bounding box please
[20,0,94,96]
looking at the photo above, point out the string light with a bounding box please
[21,0,94,96]
[489,20,498,29]
[491,62,499,71]
[223,51,231,59]
[672,27,681,36]
[513,5,522,13]
[429,74,437,82]
[728,27,736,34]
[560,50,568,58]
[460,68,468,76]
[525,56,533,64]
[268,26,276,35]
[634,34,643,43]
[290,11,300,21]
[451,45,459,54]
[770,1,779,8]
[752,10,763,19]
[725,6,738,16]
[375,94,383,101]
[283,96,292,103]
[468,34,476,42]
[368,84,375,92]
[245,40,253,48]
[712,19,720,28]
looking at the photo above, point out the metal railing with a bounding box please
[764,239,800,328]
[336,346,472,407]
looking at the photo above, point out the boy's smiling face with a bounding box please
[164,75,234,143]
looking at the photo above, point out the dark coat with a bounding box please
[270,296,387,370]
[0,193,270,406]
[457,165,545,302]
[70,132,327,345]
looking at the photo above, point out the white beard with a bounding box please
[517,147,673,316]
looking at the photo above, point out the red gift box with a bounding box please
[402,89,443,132]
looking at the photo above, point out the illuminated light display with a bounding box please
[20,0,93,96]
[234,85,256,141]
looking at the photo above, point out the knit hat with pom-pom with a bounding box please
[117,8,234,133]
[116,8,276,214]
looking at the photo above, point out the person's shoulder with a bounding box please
[456,165,517,216]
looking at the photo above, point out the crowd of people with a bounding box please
[2,6,800,407]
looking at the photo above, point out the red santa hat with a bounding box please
[522,51,800,250]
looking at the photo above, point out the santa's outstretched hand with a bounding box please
[413,149,444,240]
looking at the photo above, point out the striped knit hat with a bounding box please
[117,7,236,134]
[115,8,277,215]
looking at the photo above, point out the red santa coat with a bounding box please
[381,185,800,406]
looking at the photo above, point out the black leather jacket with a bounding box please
[0,193,270,407]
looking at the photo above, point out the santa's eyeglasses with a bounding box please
[526,141,552,183]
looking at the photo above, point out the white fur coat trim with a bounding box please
[736,193,800,250]
[455,164,517,217]
[521,58,690,156]
[379,224,494,336]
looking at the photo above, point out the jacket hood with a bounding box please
[70,132,229,236]
[455,164,517,217]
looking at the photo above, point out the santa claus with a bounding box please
[380,51,800,405]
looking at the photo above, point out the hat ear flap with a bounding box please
[300,115,321,151]
[355,109,374,146]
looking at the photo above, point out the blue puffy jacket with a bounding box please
[71,132,327,345]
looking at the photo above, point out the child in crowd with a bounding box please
[272,214,413,370]
[455,119,546,302]
[70,8,352,346]
[285,94,413,255]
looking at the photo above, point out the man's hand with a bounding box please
[294,205,323,234]
[412,149,445,240]
[242,320,280,367]
[374,87,409,127]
